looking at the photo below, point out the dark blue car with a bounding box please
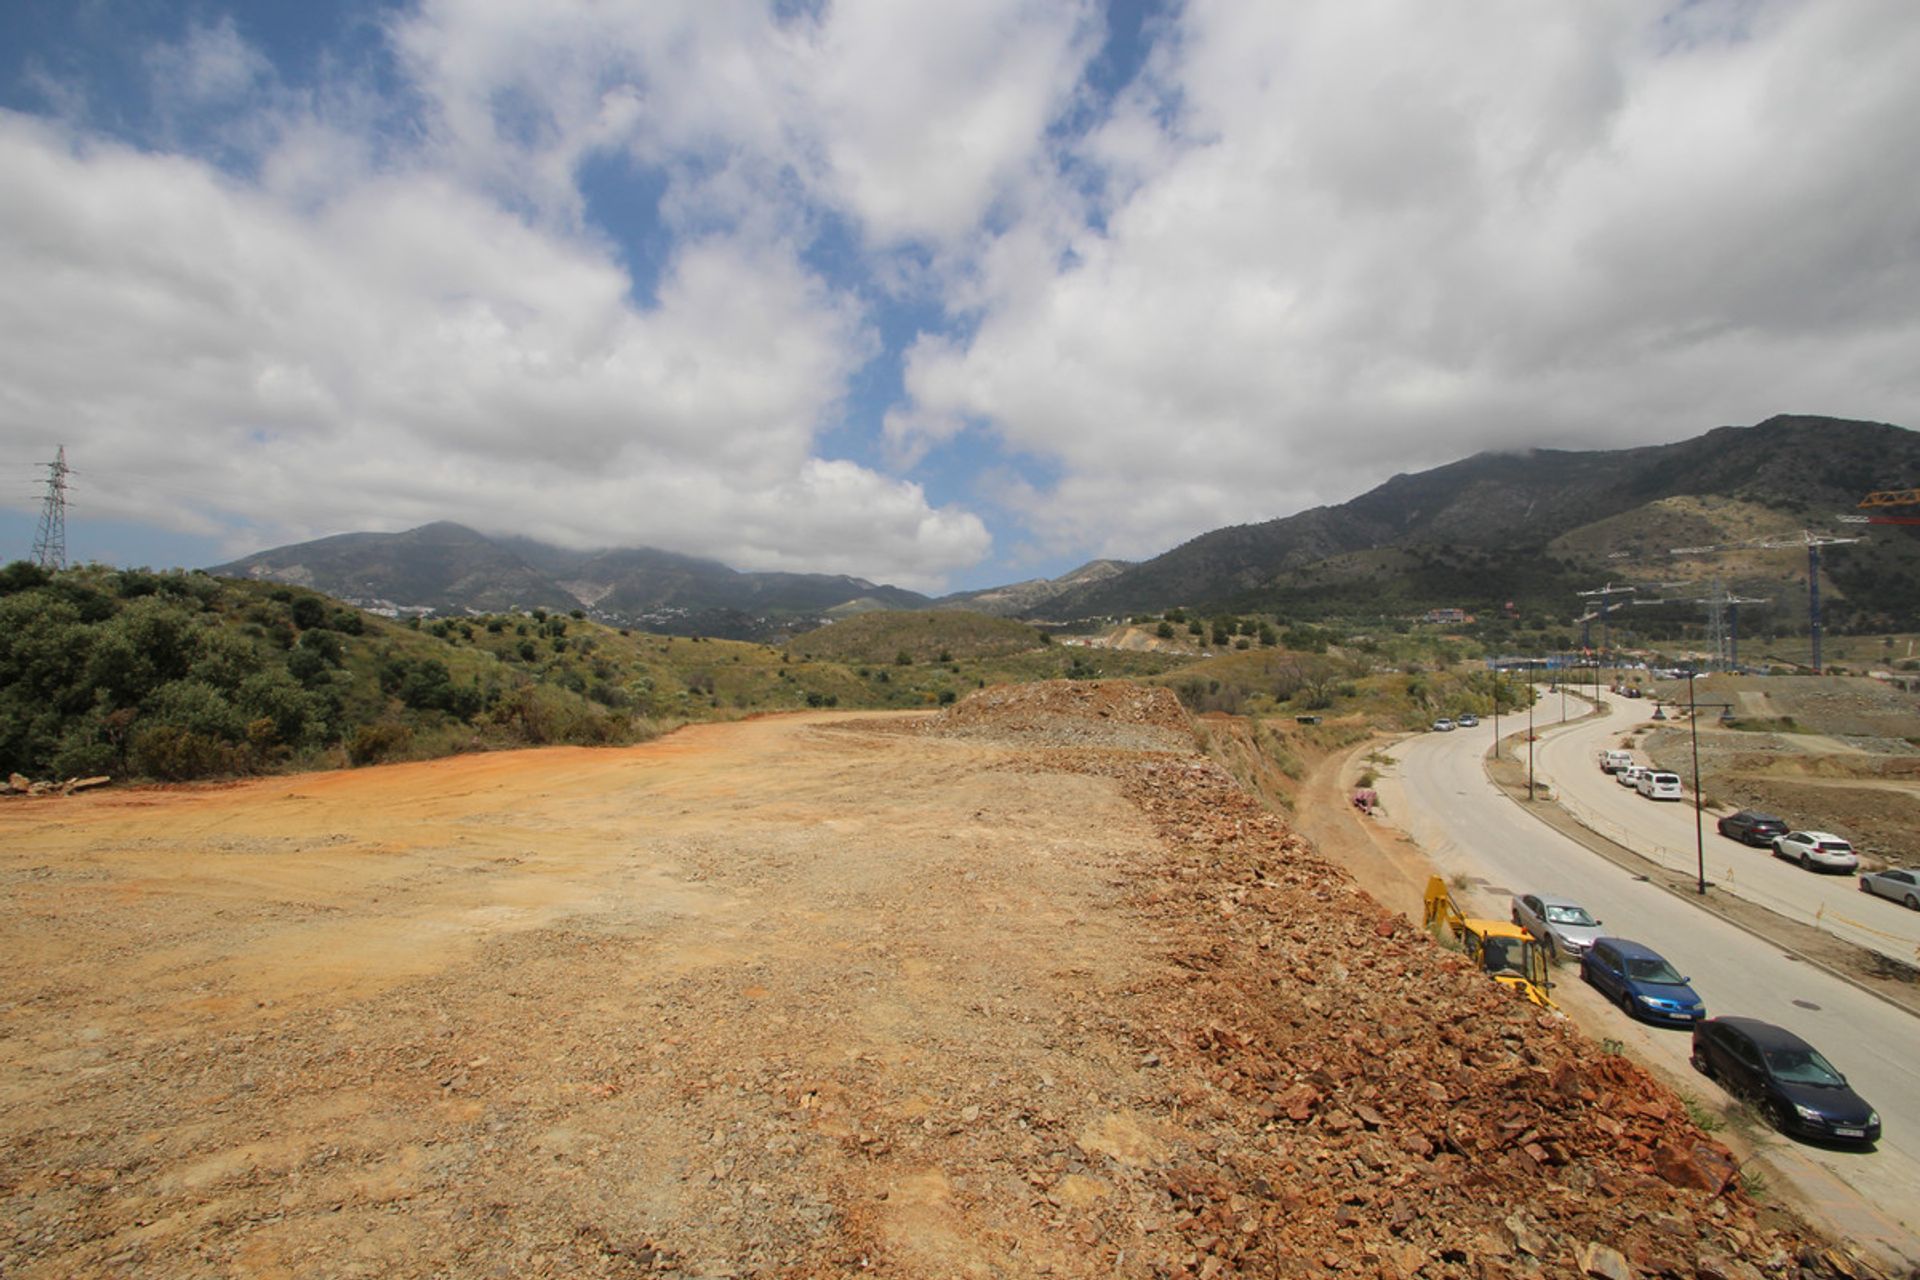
[1692,1017,1880,1145]
[1581,937,1706,1025]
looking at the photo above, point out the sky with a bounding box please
[2,1,1918,593]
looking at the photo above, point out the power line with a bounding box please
[31,446,71,571]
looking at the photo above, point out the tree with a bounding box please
[290,595,326,630]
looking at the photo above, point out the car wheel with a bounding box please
[1800,853,1812,870]
[1771,1101,1796,1135]
[1618,989,1636,1019]
[1689,1049,1711,1076]
[1907,893,1920,911]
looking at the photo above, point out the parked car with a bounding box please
[1859,867,1920,910]
[1691,1017,1880,1145]
[1616,764,1650,789]
[1509,893,1604,960]
[1581,938,1706,1026]
[1456,714,1479,727]
[1771,831,1860,873]
[1431,718,1455,732]
[1635,771,1683,801]
[1599,750,1633,774]
[1717,810,1788,847]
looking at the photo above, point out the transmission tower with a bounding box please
[1632,580,1770,669]
[31,446,70,571]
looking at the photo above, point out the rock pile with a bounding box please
[1024,748,1855,1279]
[922,680,1196,752]
[1,772,110,797]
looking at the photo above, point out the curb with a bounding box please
[1485,699,1920,1022]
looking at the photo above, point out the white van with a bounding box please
[1637,771,1683,801]
[1600,750,1633,774]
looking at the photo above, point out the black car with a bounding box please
[1716,810,1789,847]
[1691,1017,1880,1145]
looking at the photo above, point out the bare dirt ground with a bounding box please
[1624,676,1920,867]
[1,683,1850,1279]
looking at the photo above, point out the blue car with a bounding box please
[1581,937,1706,1026]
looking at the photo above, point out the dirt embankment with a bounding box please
[0,681,1852,1279]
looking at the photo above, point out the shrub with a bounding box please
[348,721,413,765]
[489,685,622,746]
[145,679,247,743]
[290,596,327,630]
[129,725,246,779]
[49,731,118,779]
[0,560,52,595]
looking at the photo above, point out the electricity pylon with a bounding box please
[31,446,70,571]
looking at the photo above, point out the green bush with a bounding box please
[349,721,414,766]
[130,725,245,779]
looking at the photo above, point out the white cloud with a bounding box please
[893,0,1920,561]
[146,16,271,106]
[0,110,986,587]
[9,0,1920,597]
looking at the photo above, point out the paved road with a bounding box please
[1375,697,1920,1268]
[1531,691,1920,967]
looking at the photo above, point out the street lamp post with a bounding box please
[1688,671,1705,895]
[1491,658,1500,761]
[1527,666,1536,800]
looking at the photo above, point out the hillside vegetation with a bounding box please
[0,569,1213,784]
[1043,414,1920,633]
[0,562,641,782]
[786,609,1049,663]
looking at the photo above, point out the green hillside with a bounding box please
[787,609,1050,663]
[0,566,1214,784]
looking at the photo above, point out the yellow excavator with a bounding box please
[1423,876,1556,1010]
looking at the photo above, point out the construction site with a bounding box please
[0,683,1863,1279]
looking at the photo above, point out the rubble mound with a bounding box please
[1049,752,1831,1279]
[923,679,1195,751]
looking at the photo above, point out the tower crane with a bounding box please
[1631,581,1770,670]
[1838,489,1920,526]
[1669,531,1861,673]
[1573,582,1636,657]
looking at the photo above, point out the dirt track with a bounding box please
[1,689,1832,1278]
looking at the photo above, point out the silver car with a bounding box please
[1510,892,1605,960]
[1859,867,1920,910]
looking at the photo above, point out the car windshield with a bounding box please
[1625,956,1684,984]
[1763,1047,1846,1087]
[1544,905,1596,926]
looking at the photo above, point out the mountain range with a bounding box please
[211,414,1920,638]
